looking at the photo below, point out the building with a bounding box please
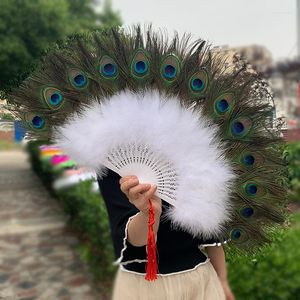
[264,60,300,132]
[217,44,273,73]
[216,45,300,136]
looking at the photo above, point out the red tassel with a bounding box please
[145,199,158,281]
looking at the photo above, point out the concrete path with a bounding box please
[0,149,105,300]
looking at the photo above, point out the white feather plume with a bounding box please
[52,90,236,238]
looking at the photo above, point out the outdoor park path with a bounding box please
[0,149,105,300]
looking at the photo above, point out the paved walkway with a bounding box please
[0,149,106,300]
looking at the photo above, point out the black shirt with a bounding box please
[97,169,226,275]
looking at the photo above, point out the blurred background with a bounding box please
[0,0,299,299]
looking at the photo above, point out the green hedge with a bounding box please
[227,213,300,300]
[26,140,116,284]
[285,142,300,203]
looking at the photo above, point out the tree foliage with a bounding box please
[98,0,122,30]
[0,0,122,93]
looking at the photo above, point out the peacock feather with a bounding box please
[8,25,289,251]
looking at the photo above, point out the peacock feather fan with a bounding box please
[8,25,289,252]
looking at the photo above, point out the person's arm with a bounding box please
[119,175,162,247]
[206,246,235,300]
[127,208,161,246]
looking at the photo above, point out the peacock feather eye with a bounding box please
[131,49,150,78]
[241,152,264,167]
[230,228,249,244]
[231,228,241,240]
[135,61,147,74]
[246,183,257,195]
[161,54,180,81]
[189,70,208,94]
[233,121,244,134]
[31,115,45,129]
[99,55,118,78]
[240,207,254,218]
[243,154,255,166]
[214,93,235,114]
[217,99,228,111]
[24,112,47,131]
[230,117,252,138]
[42,87,64,110]
[68,68,88,89]
[244,181,266,197]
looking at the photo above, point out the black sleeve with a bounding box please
[97,169,147,263]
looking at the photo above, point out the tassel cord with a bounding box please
[145,199,158,281]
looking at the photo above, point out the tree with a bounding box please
[65,0,103,32]
[98,0,122,30]
[0,0,122,94]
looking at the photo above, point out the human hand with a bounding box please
[119,175,162,217]
[220,279,235,300]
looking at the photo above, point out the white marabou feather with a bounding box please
[52,90,237,238]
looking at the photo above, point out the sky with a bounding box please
[105,0,297,62]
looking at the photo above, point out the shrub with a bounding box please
[227,213,300,300]
[284,142,300,203]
